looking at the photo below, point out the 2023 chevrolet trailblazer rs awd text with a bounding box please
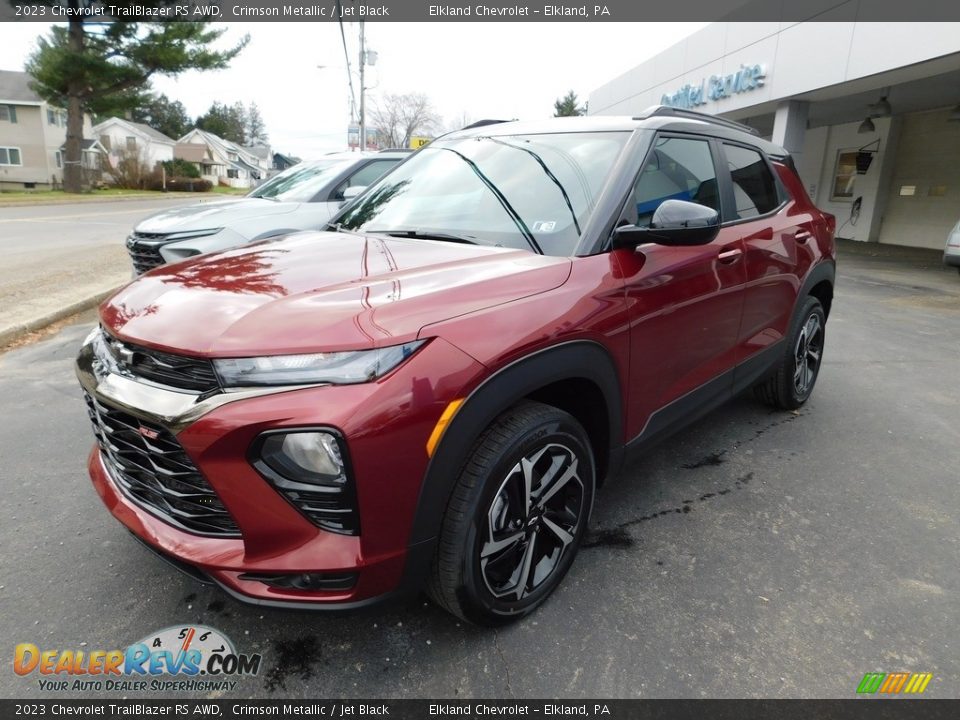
[77,108,836,625]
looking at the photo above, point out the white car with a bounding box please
[126,150,409,274]
[945,218,960,275]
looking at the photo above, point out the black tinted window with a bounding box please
[633,137,720,227]
[724,144,779,219]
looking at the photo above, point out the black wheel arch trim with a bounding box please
[797,259,835,319]
[407,340,624,550]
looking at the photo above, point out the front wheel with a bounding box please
[427,401,595,625]
[754,296,826,410]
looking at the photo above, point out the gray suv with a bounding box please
[126,149,409,274]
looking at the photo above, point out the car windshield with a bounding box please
[336,132,630,256]
[249,159,355,202]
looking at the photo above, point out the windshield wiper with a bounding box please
[488,138,582,236]
[438,147,542,254]
[377,229,479,245]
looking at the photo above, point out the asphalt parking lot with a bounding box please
[1,241,958,699]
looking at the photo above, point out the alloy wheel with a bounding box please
[793,311,824,396]
[479,443,585,600]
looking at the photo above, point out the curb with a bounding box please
[0,285,120,349]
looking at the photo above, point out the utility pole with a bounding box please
[358,21,366,152]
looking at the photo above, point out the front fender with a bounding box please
[407,340,623,548]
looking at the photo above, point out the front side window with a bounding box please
[632,136,720,227]
[337,131,629,256]
[335,159,399,198]
[723,144,780,219]
[0,147,22,165]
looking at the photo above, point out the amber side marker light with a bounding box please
[426,399,464,457]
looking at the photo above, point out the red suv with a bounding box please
[77,108,835,625]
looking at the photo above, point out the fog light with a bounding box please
[261,431,346,485]
[253,429,359,534]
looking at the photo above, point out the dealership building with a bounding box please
[588,21,960,250]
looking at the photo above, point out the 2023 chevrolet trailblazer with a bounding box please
[77,108,836,625]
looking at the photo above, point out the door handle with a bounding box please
[718,247,742,264]
[795,230,813,244]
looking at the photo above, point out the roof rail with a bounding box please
[461,119,513,130]
[635,105,760,136]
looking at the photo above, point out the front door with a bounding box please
[614,134,748,438]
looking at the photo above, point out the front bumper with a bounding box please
[943,249,960,268]
[77,332,485,608]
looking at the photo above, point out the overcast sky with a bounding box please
[0,21,706,158]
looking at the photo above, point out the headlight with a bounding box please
[161,228,222,242]
[213,340,426,387]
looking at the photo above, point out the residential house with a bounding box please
[175,129,269,188]
[93,117,175,180]
[271,152,300,173]
[244,144,272,175]
[0,69,100,190]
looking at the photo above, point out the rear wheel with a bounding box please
[754,296,826,410]
[427,401,595,625]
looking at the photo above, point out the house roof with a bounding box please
[93,117,176,145]
[174,143,212,163]
[178,129,262,167]
[244,145,271,160]
[127,120,176,144]
[0,70,43,105]
[234,156,262,176]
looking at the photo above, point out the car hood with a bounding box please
[102,231,572,356]
[135,198,301,234]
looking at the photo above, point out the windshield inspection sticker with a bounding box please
[532,221,557,232]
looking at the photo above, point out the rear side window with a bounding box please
[723,144,780,219]
[632,137,720,227]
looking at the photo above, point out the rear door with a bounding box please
[617,133,748,431]
[718,142,815,382]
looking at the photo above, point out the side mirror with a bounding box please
[339,185,367,204]
[613,199,720,249]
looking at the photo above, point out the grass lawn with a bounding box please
[0,185,248,204]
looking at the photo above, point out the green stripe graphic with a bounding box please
[857,673,886,693]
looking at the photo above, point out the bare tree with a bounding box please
[444,110,474,133]
[369,93,440,149]
[106,145,153,189]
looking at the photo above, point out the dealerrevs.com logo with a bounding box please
[14,625,262,693]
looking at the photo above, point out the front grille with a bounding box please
[85,393,240,537]
[126,232,169,275]
[98,331,220,394]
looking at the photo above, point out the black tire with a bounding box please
[754,296,826,410]
[427,401,595,625]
